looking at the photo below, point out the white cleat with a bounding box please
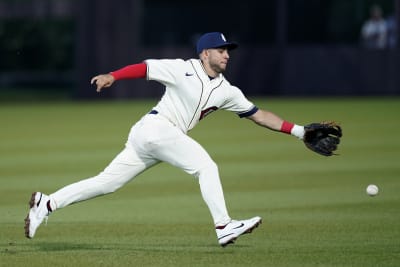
[216,216,262,247]
[24,192,51,238]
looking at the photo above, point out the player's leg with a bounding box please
[50,142,158,209]
[132,115,262,246]
[131,116,231,226]
[25,141,158,238]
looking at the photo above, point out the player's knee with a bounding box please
[101,183,121,194]
[196,160,218,178]
[94,172,131,194]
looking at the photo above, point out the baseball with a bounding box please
[366,184,379,196]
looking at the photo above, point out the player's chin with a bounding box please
[219,64,227,72]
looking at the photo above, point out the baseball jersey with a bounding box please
[145,58,258,133]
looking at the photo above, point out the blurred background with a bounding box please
[0,0,399,100]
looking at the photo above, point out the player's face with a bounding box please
[206,48,230,74]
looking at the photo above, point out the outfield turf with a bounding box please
[1,97,399,267]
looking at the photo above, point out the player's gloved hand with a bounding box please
[303,122,342,156]
[91,74,115,92]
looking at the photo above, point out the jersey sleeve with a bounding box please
[144,59,184,86]
[221,86,258,118]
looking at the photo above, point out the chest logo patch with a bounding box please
[200,106,218,120]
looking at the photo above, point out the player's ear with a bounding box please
[199,50,207,60]
[203,49,212,58]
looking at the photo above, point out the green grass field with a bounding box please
[1,97,399,267]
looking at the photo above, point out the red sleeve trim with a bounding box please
[110,63,147,80]
[280,121,294,134]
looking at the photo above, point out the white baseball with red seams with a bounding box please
[366,184,379,196]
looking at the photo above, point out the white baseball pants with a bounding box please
[50,114,232,226]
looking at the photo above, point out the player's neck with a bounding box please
[200,60,218,78]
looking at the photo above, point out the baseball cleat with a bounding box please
[24,192,51,238]
[216,216,262,247]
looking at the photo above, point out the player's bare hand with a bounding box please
[91,74,115,92]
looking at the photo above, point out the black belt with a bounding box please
[148,110,158,115]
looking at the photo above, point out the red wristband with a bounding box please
[110,63,147,80]
[280,121,294,134]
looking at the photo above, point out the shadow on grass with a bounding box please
[36,242,113,252]
[2,241,235,255]
[2,241,110,254]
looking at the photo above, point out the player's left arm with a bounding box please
[247,109,305,139]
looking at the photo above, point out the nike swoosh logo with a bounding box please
[233,223,245,229]
[185,72,194,76]
[218,233,234,240]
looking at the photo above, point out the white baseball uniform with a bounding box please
[50,58,258,226]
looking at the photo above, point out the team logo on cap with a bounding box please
[221,34,226,41]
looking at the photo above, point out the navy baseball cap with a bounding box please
[196,32,238,54]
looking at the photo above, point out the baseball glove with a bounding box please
[303,122,342,156]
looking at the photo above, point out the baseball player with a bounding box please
[25,32,306,247]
